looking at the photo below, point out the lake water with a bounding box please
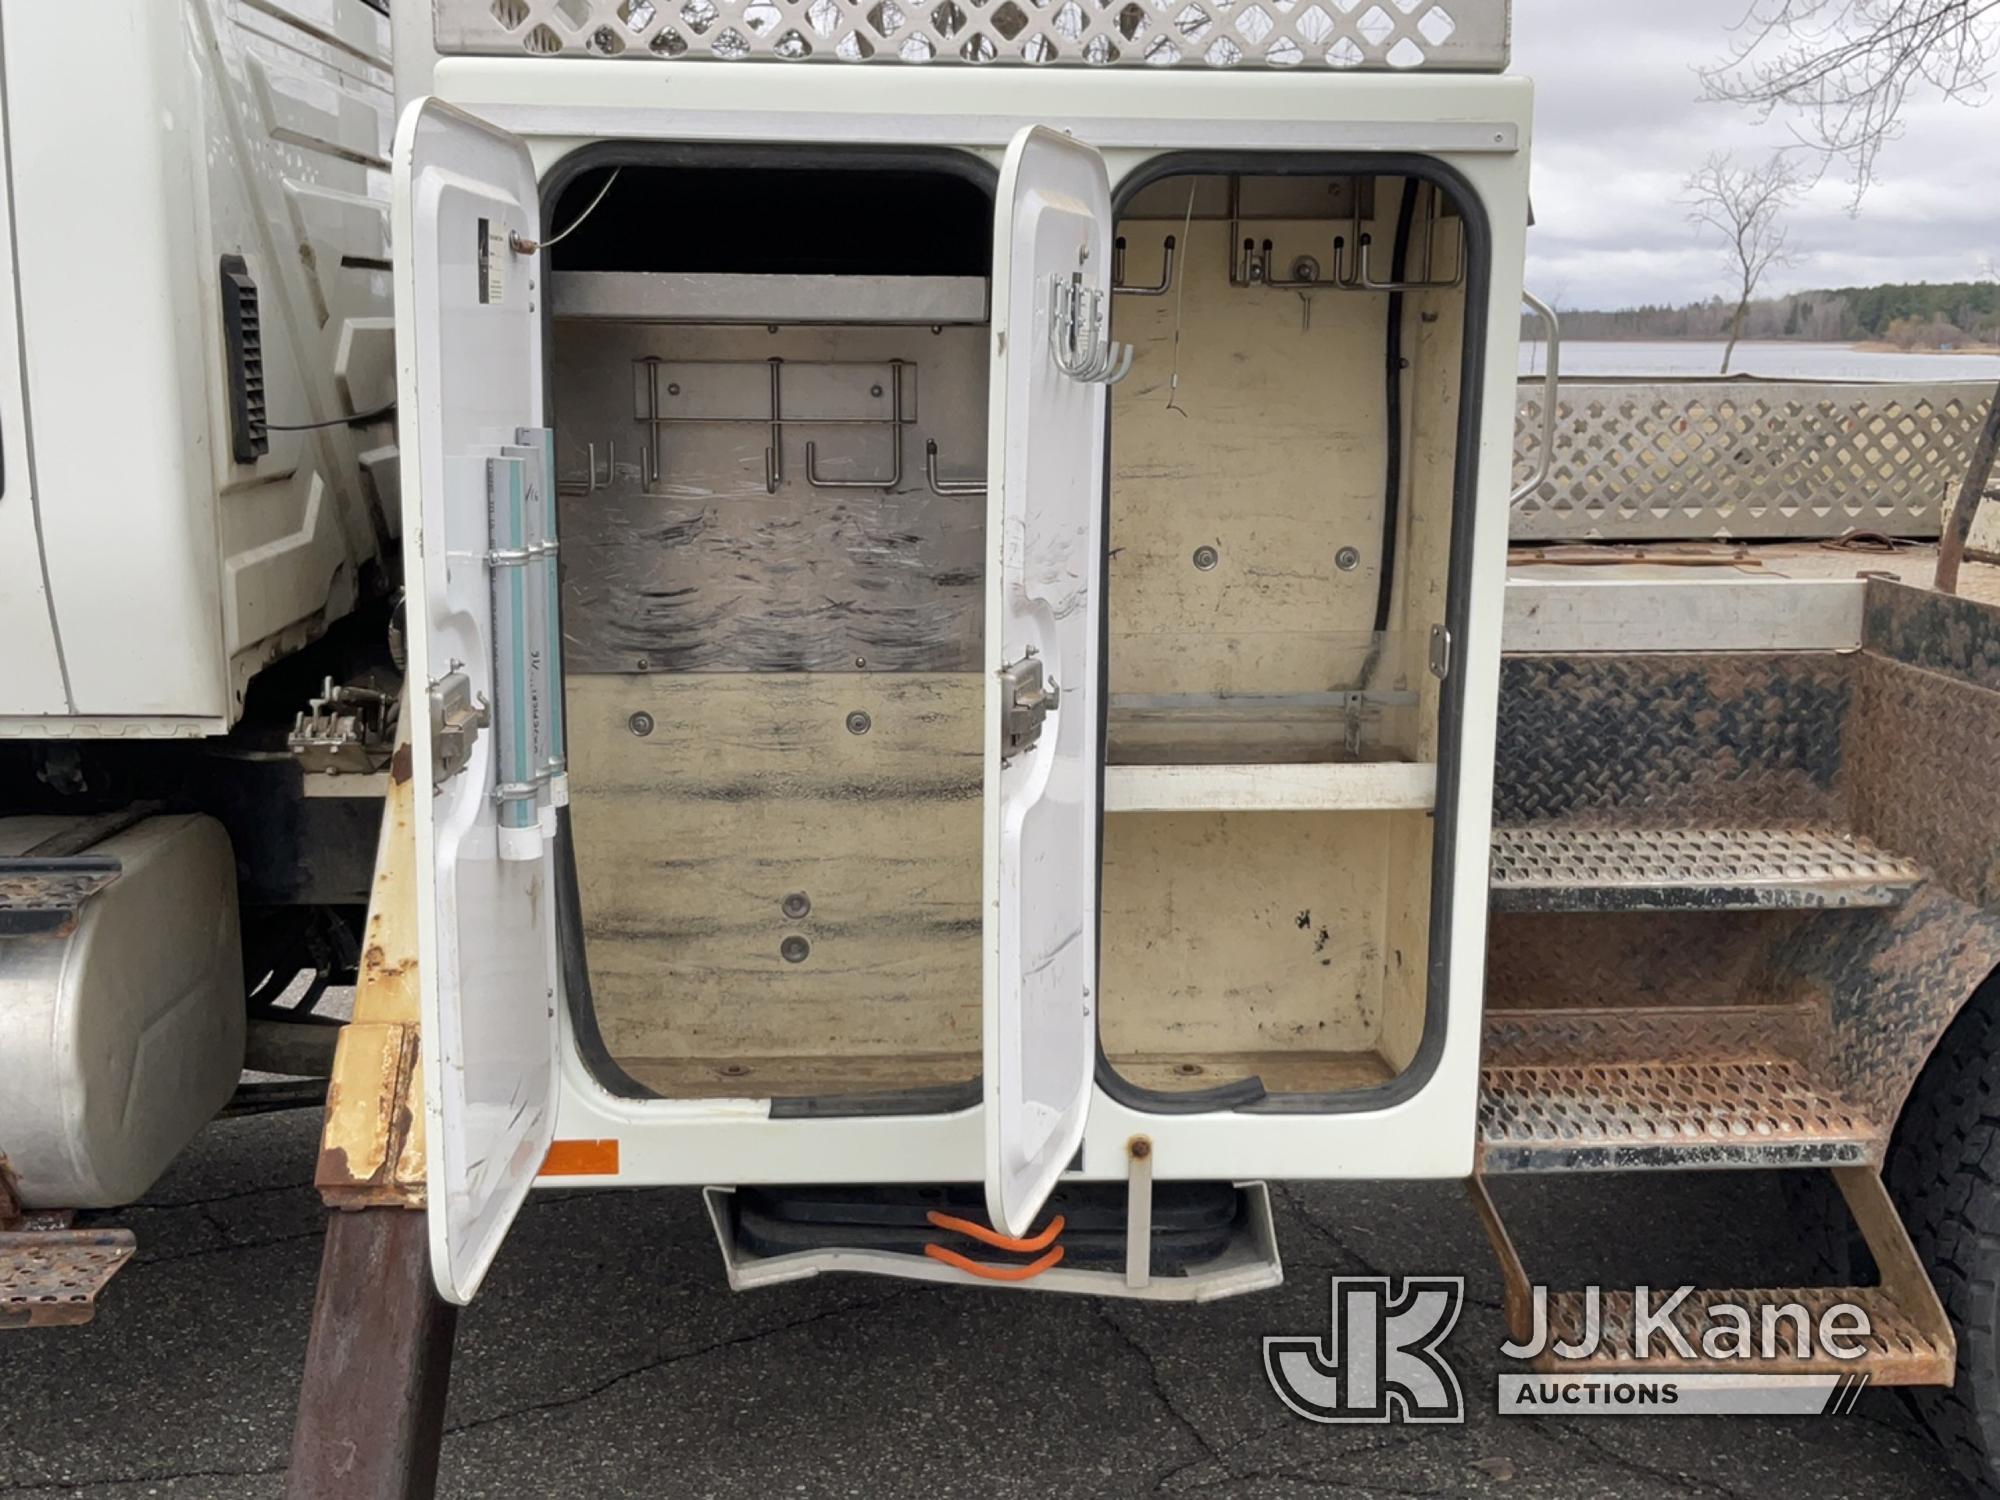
[1518,339,2000,382]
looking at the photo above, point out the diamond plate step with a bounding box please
[0,1229,137,1329]
[1479,1007,1880,1172]
[1489,825,1924,913]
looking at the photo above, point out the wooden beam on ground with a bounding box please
[286,1209,457,1500]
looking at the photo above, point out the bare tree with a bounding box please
[1703,1,2000,589]
[1683,152,1802,374]
[1702,1,2000,200]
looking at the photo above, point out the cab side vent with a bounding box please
[219,254,268,463]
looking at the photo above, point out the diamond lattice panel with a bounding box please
[438,0,1509,69]
[1511,380,1994,543]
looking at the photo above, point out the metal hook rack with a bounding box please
[1111,235,1177,297]
[924,440,985,497]
[1225,177,1464,294]
[1050,274,1134,385]
[803,360,909,491]
[1353,183,1467,291]
[558,440,616,497]
[632,356,921,495]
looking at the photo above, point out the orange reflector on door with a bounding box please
[539,1138,620,1177]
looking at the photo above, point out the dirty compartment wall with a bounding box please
[1098,177,1461,1093]
[559,319,988,1099]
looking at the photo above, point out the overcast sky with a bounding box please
[1511,0,2000,311]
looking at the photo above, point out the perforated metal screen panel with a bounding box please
[441,0,1510,70]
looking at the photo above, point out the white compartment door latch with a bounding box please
[427,671,489,787]
[999,655,1059,758]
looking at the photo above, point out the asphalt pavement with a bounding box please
[2,1108,1974,1498]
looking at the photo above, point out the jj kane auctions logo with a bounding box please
[1265,1278,1879,1423]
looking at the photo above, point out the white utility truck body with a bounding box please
[18,18,2000,1497]
[393,1,1530,1302]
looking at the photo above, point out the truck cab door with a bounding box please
[393,99,562,1305]
[983,127,1115,1240]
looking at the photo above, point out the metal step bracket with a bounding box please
[1468,1168,1954,1386]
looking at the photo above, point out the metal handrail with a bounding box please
[1509,291,1561,509]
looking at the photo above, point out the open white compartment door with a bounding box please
[983,127,1114,1240]
[393,99,562,1304]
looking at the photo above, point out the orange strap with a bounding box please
[923,1242,1065,1281]
[924,1210,1065,1253]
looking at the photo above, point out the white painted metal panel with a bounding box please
[1503,577,1867,654]
[0,27,66,715]
[1,0,393,725]
[2,4,224,717]
[984,126,1111,1239]
[395,98,560,1304]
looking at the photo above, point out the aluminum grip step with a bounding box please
[1478,1007,1882,1172]
[1489,825,1924,913]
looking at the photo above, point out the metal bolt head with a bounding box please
[667,382,681,396]
[780,935,810,964]
[1192,545,1220,572]
[846,710,872,735]
[1291,256,1320,282]
[628,711,655,737]
[782,891,811,920]
[870,384,884,398]
[1335,546,1362,572]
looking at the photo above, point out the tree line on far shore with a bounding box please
[1531,280,2000,348]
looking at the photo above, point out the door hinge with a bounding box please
[1428,624,1452,680]
[428,672,489,786]
[999,655,1060,758]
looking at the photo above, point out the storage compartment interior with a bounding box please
[551,156,1473,1108]
[1096,169,1470,1101]
[551,156,991,1103]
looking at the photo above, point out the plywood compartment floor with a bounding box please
[1113,1050,1398,1094]
[567,671,983,1097]
[1099,808,1428,1096]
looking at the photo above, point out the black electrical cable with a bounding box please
[1372,177,1422,635]
[267,400,397,432]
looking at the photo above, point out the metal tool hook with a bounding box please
[925,440,985,497]
[1112,235,1177,297]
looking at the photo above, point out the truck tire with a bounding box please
[1889,970,2000,1497]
